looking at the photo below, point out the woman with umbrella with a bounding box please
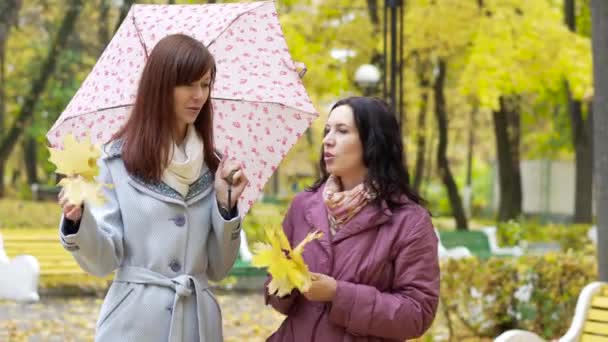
[57,34,248,341]
[265,97,440,341]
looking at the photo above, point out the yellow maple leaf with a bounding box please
[48,134,101,180]
[251,226,323,297]
[48,133,107,206]
[58,176,106,207]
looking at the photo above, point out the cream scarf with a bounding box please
[162,125,204,197]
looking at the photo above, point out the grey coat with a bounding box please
[59,141,242,342]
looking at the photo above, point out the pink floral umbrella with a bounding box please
[47,1,318,214]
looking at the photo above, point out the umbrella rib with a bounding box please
[50,104,134,129]
[206,1,270,48]
[131,6,149,59]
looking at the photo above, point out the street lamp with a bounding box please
[355,64,381,96]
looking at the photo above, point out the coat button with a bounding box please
[169,260,181,272]
[171,214,186,227]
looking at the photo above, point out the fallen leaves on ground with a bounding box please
[0,293,284,342]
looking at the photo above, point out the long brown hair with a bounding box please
[113,33,218,182]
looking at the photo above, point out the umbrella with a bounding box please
[47,1,318,214]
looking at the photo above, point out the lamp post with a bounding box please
[355,64,381,96]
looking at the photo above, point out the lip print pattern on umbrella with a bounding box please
[47,1,318,214]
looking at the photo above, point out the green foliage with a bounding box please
[241,202,288,247]
[497,220,593,251]
[440,251,597,339]
[423,157,494,218]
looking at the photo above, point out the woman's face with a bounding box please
[173,70,211,129]
[322,105,366,179]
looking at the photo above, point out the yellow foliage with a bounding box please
[404,0,592,110]
[251,226,322,297]
[457,0,593,109]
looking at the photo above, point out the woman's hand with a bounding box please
[58,188,82,222]
[214,157,249,210]
[302,272,337,302]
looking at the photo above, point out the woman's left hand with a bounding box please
[302,272,337,302]
[214,157,249,209]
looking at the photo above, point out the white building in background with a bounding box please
[492,160,596,218]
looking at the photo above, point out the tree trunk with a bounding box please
[565,0,594,223]
[570,95,594,223]
[413,58,431,193]
[0,53,4,196]
[114,0,134,33]
[0,0,84,169]
[24,138,37,185]
[0,0,22,197]
[493,96,523,222]
[366,0,379,27]
[591,0,608,282]
[433,59,468,230]
[98,0,111,50]
[464,105,478,217]
[422,123,436,197]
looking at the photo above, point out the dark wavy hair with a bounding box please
[309,96,426,209]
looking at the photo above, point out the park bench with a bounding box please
[2,229,265,289]
[438,228,523,260]
[439,230,493,260]
[0,232,40,302]
[2,232,96,280]
[30,183,61,201]
[494,281,608,342]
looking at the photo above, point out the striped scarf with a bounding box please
[322,175,375,234]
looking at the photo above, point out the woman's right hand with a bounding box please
[58,188,83,222]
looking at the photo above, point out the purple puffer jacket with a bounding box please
[265,184,440,341]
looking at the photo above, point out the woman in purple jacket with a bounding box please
[265,97,440,341]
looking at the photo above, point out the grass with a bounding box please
[0,199,61,229]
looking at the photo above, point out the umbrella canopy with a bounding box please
[47,1,318,214]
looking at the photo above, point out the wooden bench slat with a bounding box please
[42,271,94,277]
[582,334,608,342]
[593,297,608,309]
[584,321,608,335]
[4,239,60,243]
[589,309,608,322]
[6,251,72,256]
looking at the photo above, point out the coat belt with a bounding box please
[115,266,212,342]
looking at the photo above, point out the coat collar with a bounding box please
[303,183,393,245]
[105,139,214,205]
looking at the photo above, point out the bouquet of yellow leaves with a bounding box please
[48,134,107,206]
[251,225,322,297]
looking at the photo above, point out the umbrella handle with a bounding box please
[294,61,307,78]
[225,168,238,210]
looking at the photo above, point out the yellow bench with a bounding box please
[2,232,110,284]
[494,282,608,342]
